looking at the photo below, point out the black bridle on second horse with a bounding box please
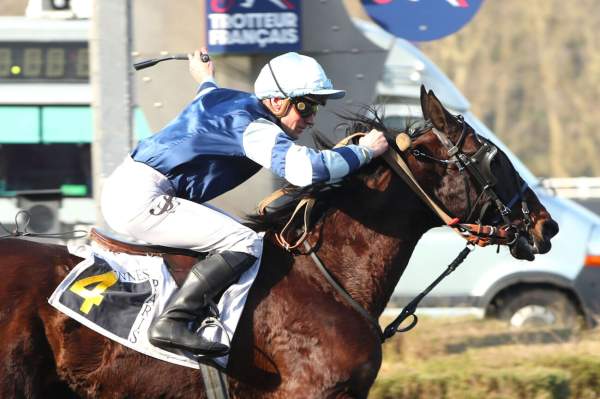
[409,115,533,247]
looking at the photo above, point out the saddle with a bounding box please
[89,228,203,285]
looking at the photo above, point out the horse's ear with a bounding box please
[424,89,449,131]
[419,85,428,119]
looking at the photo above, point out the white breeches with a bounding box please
[101,156,262,258]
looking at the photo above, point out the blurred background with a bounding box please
[422,1,600,178]
[1,1,600,397]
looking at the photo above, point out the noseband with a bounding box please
[410,116,533,247]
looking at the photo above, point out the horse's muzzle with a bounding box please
[534,219,559,254]
[510,234,535,261]
[511,219,559,260]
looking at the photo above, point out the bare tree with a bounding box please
[421,0,600,178]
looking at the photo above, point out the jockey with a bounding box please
[100,49,388,356]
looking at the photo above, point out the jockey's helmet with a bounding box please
[254,52,345,101]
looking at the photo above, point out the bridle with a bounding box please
[408,115,533,248]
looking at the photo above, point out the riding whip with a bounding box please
[133,52,210,70]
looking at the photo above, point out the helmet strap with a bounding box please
[267,61,290,98]
[264,61,293,119]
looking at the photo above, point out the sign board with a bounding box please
[361,0,483,42]
[206,0,302,54]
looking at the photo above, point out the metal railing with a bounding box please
[541,177,600,199]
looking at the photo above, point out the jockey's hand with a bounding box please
[359,129,389,159]
[188,48,214,84]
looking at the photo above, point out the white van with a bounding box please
[355,19,600,328]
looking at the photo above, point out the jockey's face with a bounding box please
[267,97,316,139]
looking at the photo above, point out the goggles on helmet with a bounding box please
[290,97,320,118]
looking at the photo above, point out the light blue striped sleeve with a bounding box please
[242,119,372,187]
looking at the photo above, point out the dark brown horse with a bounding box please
[0,87,558,398]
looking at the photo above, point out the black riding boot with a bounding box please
[148,251,257,356]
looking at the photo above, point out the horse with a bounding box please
[0,87,558,398]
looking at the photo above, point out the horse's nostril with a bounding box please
[536,240,552,255]
[542,219,559,239]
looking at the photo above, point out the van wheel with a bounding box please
[495,288,579,328]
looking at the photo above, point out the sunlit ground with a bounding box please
[372,315,600,398]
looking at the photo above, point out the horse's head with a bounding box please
[254,86,558,262]
[407,85,558,260]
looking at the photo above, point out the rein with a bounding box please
[0,210,88,241]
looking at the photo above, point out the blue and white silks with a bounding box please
[131,80,371,204]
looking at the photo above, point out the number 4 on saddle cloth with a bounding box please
[48,228,262,369]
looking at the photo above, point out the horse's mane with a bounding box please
[245,106,414,233]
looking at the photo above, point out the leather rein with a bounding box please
[258,117,532,341]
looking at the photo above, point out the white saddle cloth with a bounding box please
[48,240,261,369]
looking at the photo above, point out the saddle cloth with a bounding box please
[48,240,262,369]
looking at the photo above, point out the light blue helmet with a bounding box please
[254,52,345,100]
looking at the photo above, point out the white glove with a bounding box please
[359,129,389,159]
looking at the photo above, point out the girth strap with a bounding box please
[199,363,229,399]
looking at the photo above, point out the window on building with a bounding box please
[0,143,91,196]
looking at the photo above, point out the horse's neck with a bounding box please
[310,196,436,316]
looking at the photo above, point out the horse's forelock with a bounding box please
[335,106,391,139]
